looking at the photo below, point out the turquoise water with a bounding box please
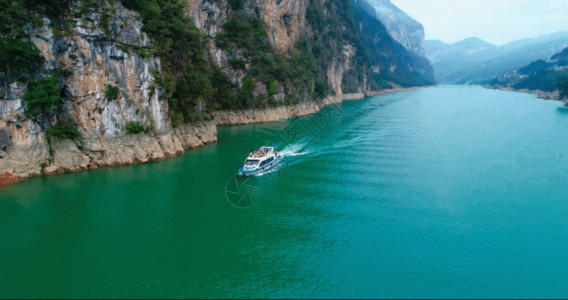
[2,86,568,298]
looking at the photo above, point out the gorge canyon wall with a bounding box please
[0,0,434,185]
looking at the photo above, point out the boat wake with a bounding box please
[279,143,310,158]
[242,136,363,178]
[246,143,310,178]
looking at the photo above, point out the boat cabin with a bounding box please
[248,147,275,158]
[245,147,276,166]
[240,146,282,176]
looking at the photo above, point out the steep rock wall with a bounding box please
[254,0,308,54]
[186,0,369,96]
[361,0,425,56]
[0,1,216,185]
[0,0,433,186]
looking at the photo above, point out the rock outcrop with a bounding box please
[0,1,216,185]
[254,0,309,54]
[361,0,426,56]
[213,93,365,126]
[0,0,434,186]
[355,0,435,86]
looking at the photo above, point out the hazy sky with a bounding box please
[391,0,568,45]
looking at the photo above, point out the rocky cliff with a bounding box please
[0,0,434,185]
[360,0,425,56]
[0,1,217,184]
[358,0,434,85]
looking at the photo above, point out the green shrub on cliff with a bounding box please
[47,118,80,140]
[120,0,220,122]
[215,13,323,105]
[514,70,568,92]
[0,0,77,38]
[24,76,62,118]
[0,36,44,87]
[229,0,245,9]
[105,84,120,101]
[125,121,147,135]
[211,70,242,109]
[314,81,327,98]
[216,15,270,56]
[267,80,281,95]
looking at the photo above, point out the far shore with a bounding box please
[363,85,433,98]
[213,85,435,126]
[486,86,567,104]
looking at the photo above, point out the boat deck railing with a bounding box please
[248,148,274,158]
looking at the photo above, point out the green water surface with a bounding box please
[1,86,568,298]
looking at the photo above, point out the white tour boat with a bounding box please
[239,146,282,176]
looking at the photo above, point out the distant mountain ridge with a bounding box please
[490,47,568,100]
[426,38,496,64]
[426,31,568,84]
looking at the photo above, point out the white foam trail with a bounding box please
[285,151,310,157]
[279,142,311,157]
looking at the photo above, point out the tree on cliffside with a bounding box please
[121,0,216,124]
[0,36,44,92]
[24,76,62,118]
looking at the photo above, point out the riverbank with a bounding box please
[0,86,430,187]
[0,122,218,187]
[213,86,431,126]
[489,86,567,104]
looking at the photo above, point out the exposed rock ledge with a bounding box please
[0,122,217,186]
[213,87,428,126]
[213,93,365,126]
[0,87,428,187]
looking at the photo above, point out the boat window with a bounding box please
[245,160,259,166]
[260,157,274,167]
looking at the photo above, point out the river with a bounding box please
[1,86,568,298]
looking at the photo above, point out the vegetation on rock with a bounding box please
[120,0,219,123]
[47,118,80,140]
[491,47,568,98]
[125,121,147,135]
[24,76,61,118]
[105,84,120,101]
[0,36,44,88]
[2,0,434,135]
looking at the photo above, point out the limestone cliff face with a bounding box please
[328,44,363,95]
[0,2,216,183]
[0,0,433,185]
[354,0,435,86]
[361,0,425,56]
[186,0,230,38]
[254,0,308,54]
[187,0,307,54]
[186,0,368,96]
